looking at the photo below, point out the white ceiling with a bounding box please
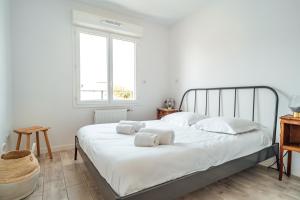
[93,0,204,24]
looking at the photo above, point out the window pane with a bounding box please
[113,39,135,100]
[79,33,108,101]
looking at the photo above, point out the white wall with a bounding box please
[169,0,300,176]
[0,0,12,150]
[11,0,169,151]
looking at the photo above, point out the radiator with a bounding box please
[94,108,128,124]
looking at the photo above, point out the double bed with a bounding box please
[75,86,279,200]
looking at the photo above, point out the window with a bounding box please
[112,38,136,100]
[75,28,136,106]
[79,32,108,101]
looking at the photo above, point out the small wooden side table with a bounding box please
[157,108,178,119]
[14,126,53,159]
[279,115,300,180]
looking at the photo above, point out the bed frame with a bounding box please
[75,85,279,200]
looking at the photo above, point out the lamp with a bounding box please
[164,98,175,110]
[289,95,300,117]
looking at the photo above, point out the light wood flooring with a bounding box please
[25,150,300,200]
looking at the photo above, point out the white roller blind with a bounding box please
[73,10,143,38]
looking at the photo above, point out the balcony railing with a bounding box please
[80,89,134,100]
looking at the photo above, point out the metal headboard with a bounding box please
[179,86,279,144]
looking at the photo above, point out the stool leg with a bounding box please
[16,133,22,150]
[26,134,31,150]
[43,130,53,159]
[36,131,40,156]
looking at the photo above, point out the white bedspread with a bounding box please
[77,120,272,197]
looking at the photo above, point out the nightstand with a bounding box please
[279,115,300,180]
[157,108,178,119]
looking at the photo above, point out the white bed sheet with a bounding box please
[77,120,272,197]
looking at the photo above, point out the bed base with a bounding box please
[75,136,279,200]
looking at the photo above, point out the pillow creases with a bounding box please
[161,112,207,127]
[193,117,260,134]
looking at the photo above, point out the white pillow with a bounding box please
[161,112,207,127]
[193,117,260,134]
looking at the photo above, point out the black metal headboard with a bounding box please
[179,86,279,144]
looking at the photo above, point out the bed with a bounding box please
[74,86,279,200]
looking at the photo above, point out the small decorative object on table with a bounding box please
[289,95,300,117]
[164,98,176,110]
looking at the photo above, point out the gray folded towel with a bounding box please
[139,128,175,145]
[134,132,159,147]
[116,124,136,135]
[119,120,146,132]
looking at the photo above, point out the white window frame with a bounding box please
[73,27,137,107]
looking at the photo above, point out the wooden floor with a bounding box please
[25,150,300,200]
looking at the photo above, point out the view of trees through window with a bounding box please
[113,86,133,100]
[112,38,135,100]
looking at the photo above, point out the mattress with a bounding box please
[77,120,272,197]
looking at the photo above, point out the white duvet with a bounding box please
[77,120,272,197]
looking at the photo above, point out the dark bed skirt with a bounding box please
[75,136,279,200]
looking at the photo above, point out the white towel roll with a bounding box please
[139,128,175,145]
[134,132,159,147]
[116,124,136,135]
[119,120,146,132]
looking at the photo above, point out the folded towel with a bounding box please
[139,128,175,145]
[134,132,159,147]
[116,124,136,135]
[119,120,146,132]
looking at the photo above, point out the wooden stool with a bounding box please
[14,126,53,159]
